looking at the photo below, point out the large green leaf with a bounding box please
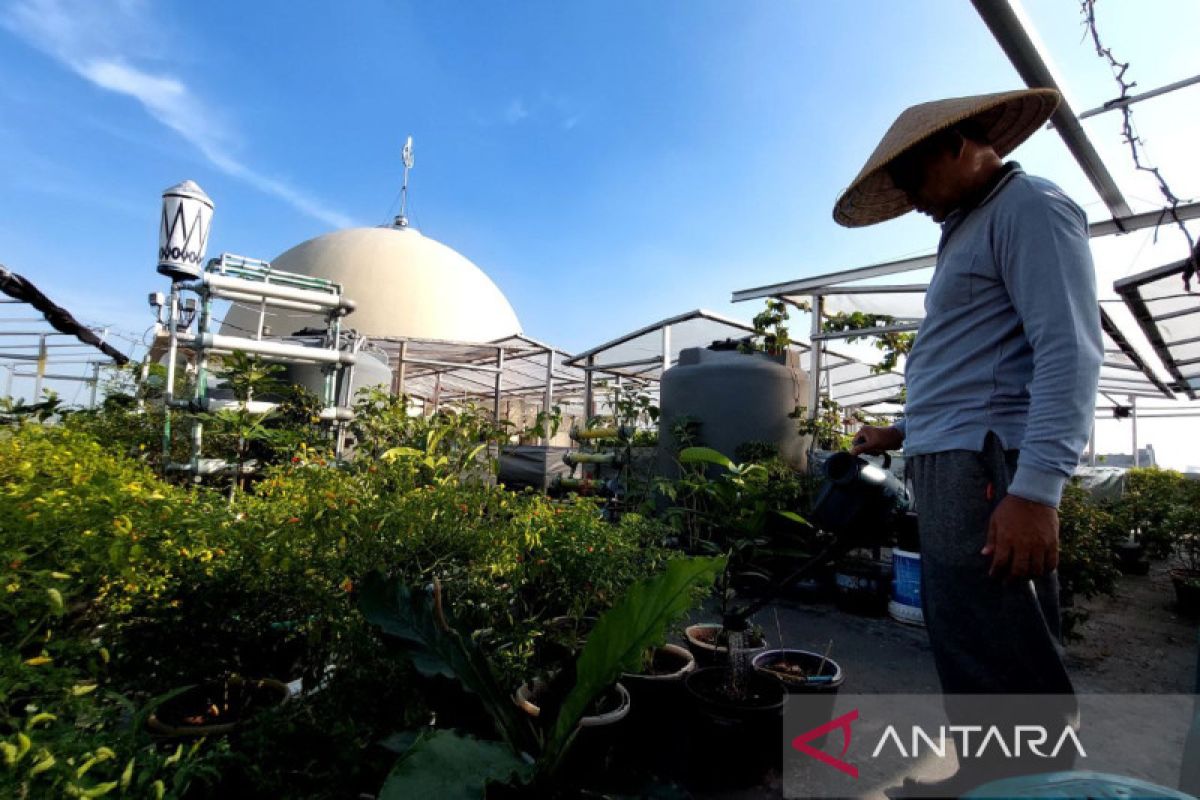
[678,446,733,471]
[358,573,537,756]
[379,729,531,800]
[542,555,725,774]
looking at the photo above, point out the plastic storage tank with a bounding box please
[286,349,392,405]
[657,347,812,474]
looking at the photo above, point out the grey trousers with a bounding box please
[910,432,1074,697]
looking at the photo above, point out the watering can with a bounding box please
[810,452,911,544]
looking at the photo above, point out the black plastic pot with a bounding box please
[684,666,786,787]
[147,676,289,738]
[752,649,843,752]
[1114,540,1150,575]
[618,644,696,768]
[1170,569,1200,616]
[685,623,767,668]
[834,557,891,616]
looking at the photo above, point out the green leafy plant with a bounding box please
[359,556,724,796]
[1057,481,1122,639]
[1108,467,1187,558]
[740,299,791,355]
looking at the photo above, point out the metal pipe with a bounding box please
[197,272,355,312]
[174,332,356,365]
[396,340,408,397]
[1078,73,1200,120]
[809,295,822,420]
[661,323,672,375]
[493,346,504,422]
[217,289,331,315]
[89,362,100,408]
[1130,395,1139,467]
[584,355,595,420]
[811,322,921,341]
[33,335,47,399]
[162,285,181,471]
[970,0,1133,220]
[543,347,555,445]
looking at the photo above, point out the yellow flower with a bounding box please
[71,684,98,697]
[23,655,52,667]
[28,751,55,776]
[27,712,57,729]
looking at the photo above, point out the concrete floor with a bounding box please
[687,562,1198,799]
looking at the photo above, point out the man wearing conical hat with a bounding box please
[846,89,1103,795]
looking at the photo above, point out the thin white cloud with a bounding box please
[504,98,529,125]
[2,0,354,229]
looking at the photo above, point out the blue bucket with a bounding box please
[890,549,923,626]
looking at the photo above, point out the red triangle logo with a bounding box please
[791,708,860,778]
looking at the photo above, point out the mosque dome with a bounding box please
[220,225,522,342]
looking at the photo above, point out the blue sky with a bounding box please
[2,1,1199,464]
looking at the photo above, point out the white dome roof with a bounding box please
[220,226,521,342]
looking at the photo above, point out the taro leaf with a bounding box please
[379,729,531,800]
[541,555,725,775]
[358,572,537,756]
[358,573,454,680]
[678,446,733,471]
[775,509,809,526]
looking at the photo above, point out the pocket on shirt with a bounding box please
[926,256,974,312]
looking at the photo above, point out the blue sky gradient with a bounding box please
[2,0,1198,464]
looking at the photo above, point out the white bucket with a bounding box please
[889,548,924,626]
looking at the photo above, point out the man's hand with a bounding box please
[850,425,904,456]
[982,494,1059,580]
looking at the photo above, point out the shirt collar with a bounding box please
[940,161,1024,234]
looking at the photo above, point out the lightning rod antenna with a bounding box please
[395,136,415,228]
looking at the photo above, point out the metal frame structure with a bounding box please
[0,309,130,407]
[154,252,358,473]
[563,308,908,419]
[1114,257,1200,401]
[731,0,1199,467]
[367,334,590,445]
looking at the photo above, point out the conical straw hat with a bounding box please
[833,88,1060,228]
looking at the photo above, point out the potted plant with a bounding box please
[683,664,787,787]
[1166,493,1200,616]
[621,642,696,707]
[146,675,290,737]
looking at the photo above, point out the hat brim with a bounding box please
[833,88,1060,228]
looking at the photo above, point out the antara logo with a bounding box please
[872,724,1086,760]
[792,709,860,778]
[791,710,1086,778]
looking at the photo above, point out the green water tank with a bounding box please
[656,347,812,475]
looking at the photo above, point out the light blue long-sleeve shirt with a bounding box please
[895,164,1103,508]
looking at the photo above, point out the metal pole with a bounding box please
[191,287,213,478]
[4,365,12,398]
[1087,418,1097,466]
[89,362,101,408]
[1078,73,1200,120]
[808,295,822,419]
[162,284,181,471]
[33,335,47,400]
[493,346,505,422]
[661,323,672,375]
[584,355,595,421]
[542,347,555,446]
[396,340,408,398]
[1130,395,1139,467]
